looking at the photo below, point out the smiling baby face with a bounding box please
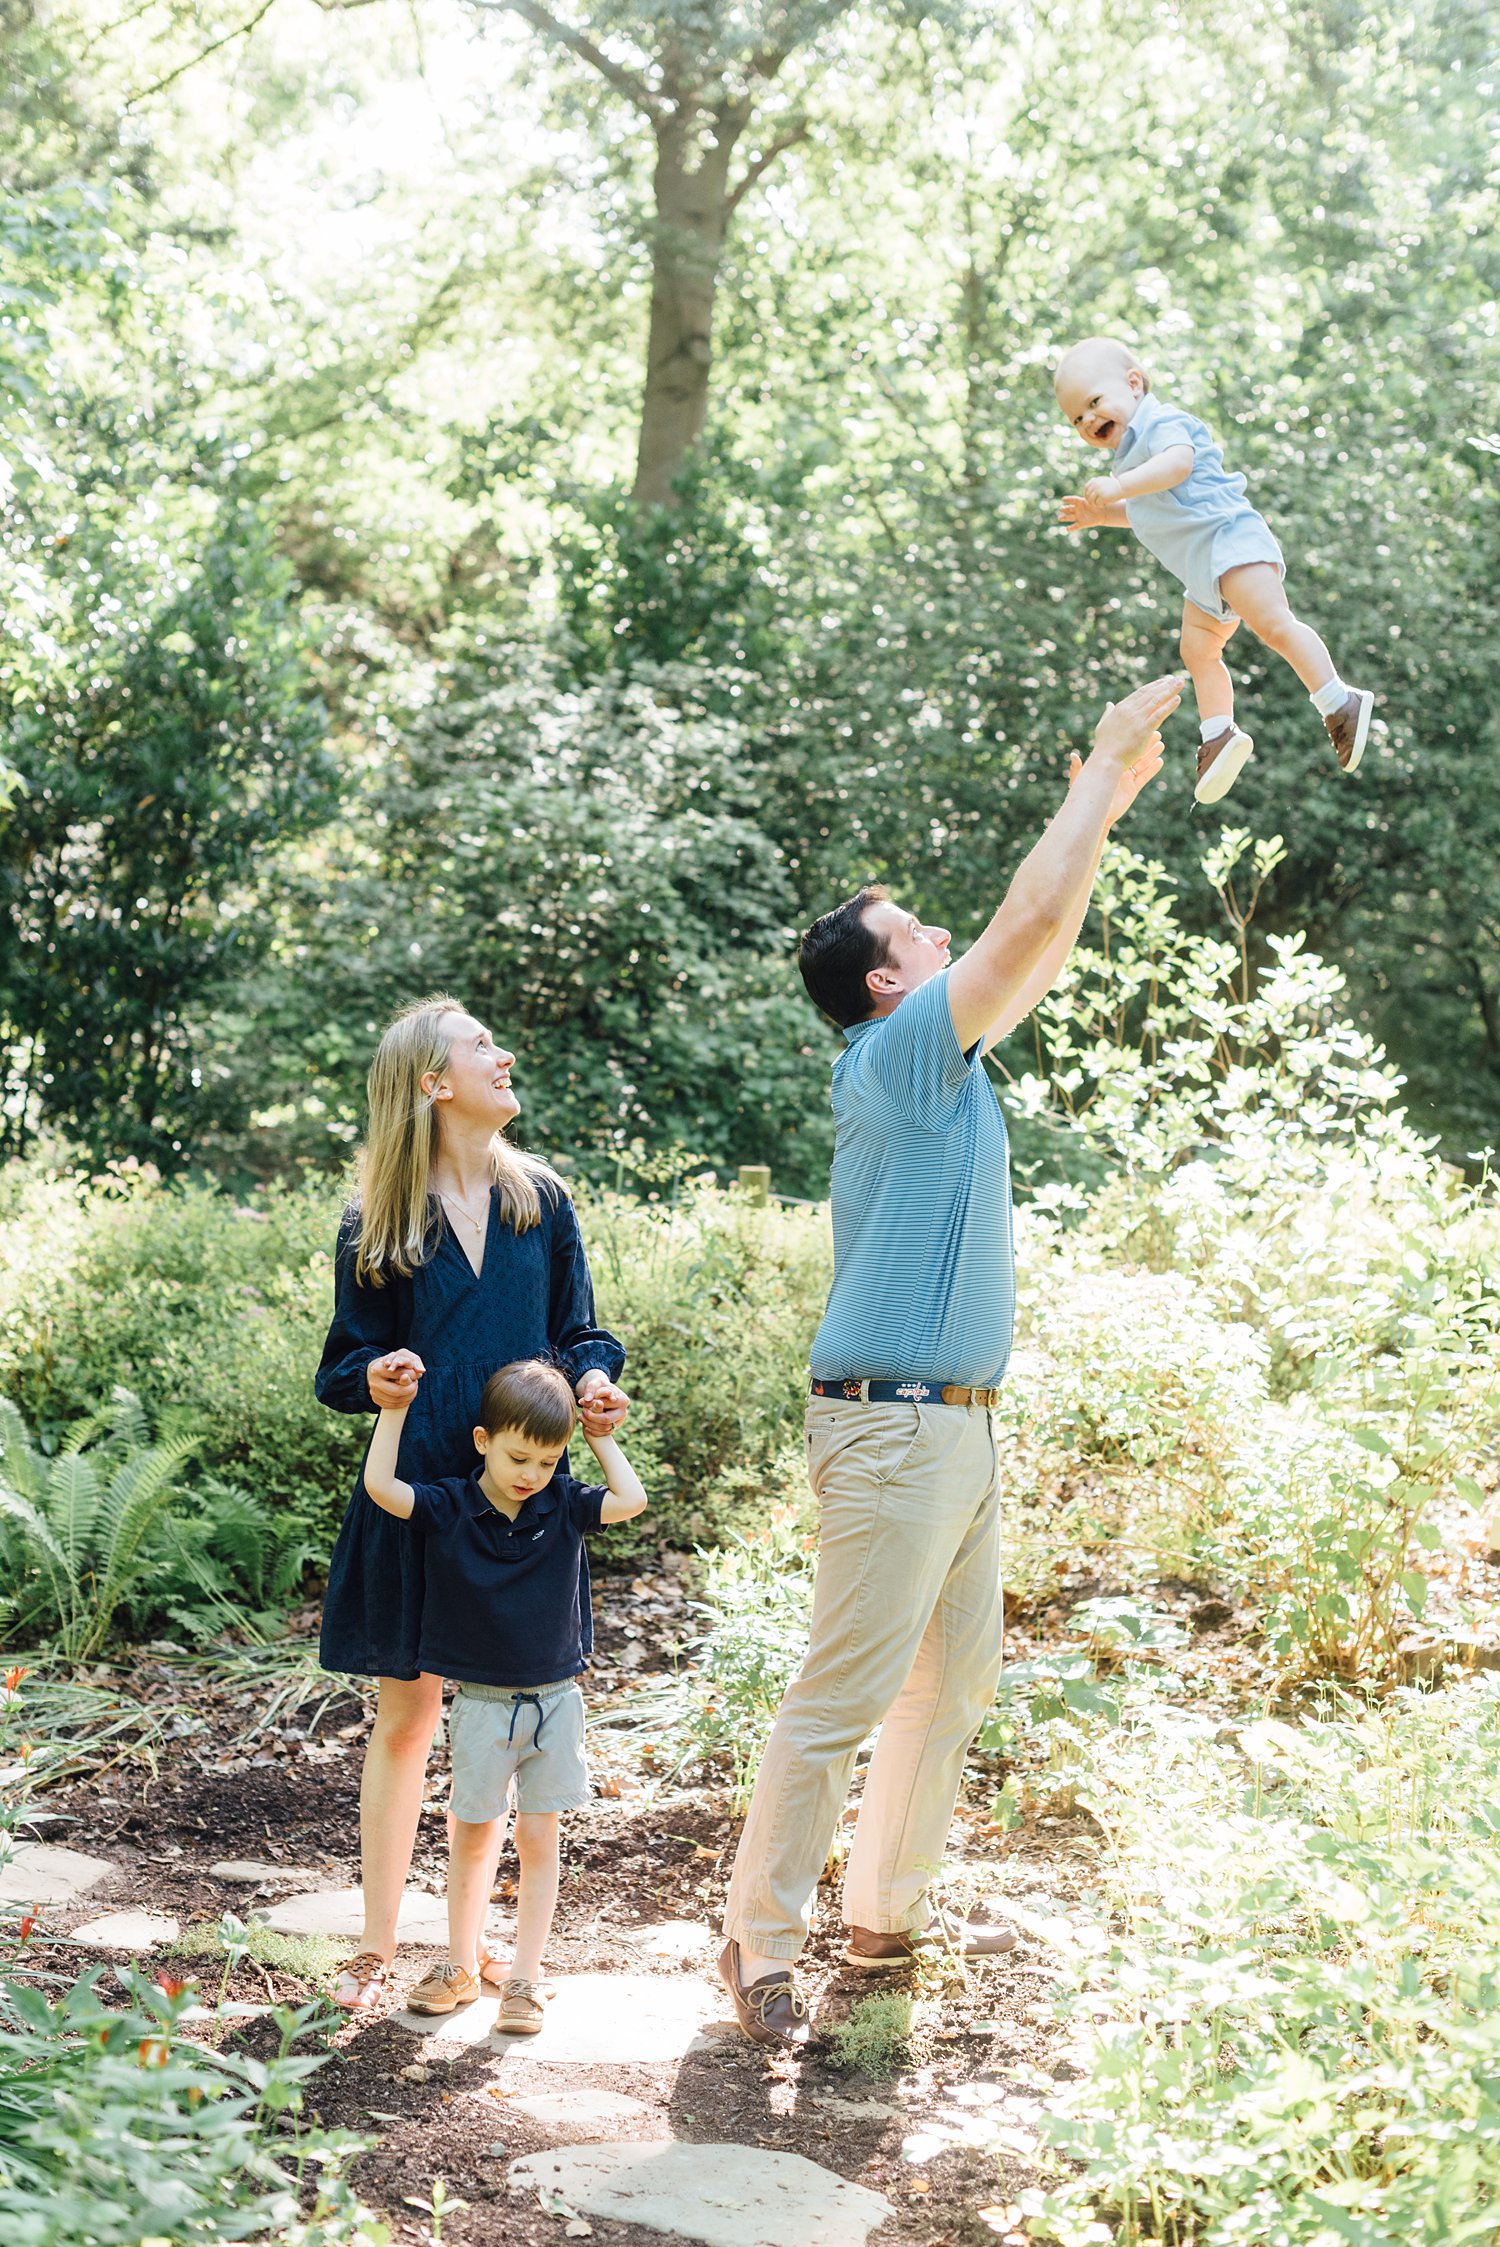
[1054,337,1149,451]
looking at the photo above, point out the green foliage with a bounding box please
[827,1991,915,2077]
[581,1185,831,1536]
[167,1921,344,1983]
[0,1971,380,2247]
[1018,1680,1500,2247]
[0,1390,198,1662]
[220,649,831,1188]
[0,485,335,1166]
[0,1168,361,1547]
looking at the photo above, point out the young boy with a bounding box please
[1054,335,1374,804]
[362,1354,647,2033]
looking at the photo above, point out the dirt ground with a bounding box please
[16,1558,1120,2246]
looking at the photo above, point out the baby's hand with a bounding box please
[1059,491,1104,532]
[368,1350,425,1409]
[1082,475,1122,507]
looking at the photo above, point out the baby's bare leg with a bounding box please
[1179,600,1241,728]
[446,1815,505,1973]
[1220,563,1336,694]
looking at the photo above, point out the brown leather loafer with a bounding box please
[717,1939,810,2047]
[843,1916,1019,1970]
[1194,723,1254,804]
[1323,687,1373,774]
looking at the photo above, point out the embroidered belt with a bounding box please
[810,1377,1000,1408]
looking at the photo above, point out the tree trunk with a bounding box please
[632,105,748,508]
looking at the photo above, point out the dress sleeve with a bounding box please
[314,1211,400,1417]
[546,1192,626,1390]
[851,973,978,1133]
[562,1475,607,1535]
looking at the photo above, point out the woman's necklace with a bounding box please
[436,1186,488,1237]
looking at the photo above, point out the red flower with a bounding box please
[137,2038,169,2068]
[3,1666,26,1693]
[156,1975,192,2001]
[18,1915,36,1942]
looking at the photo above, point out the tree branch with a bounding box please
[471,0,662,117]
[125,0,278,105]
[725,119,810,213]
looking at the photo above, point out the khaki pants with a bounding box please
[721,1396,1004,1960]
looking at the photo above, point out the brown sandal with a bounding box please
[333,1950,393,2011]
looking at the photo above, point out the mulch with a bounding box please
[9,1555,1104,2245]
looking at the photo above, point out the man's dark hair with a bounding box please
[796,885,893,1028]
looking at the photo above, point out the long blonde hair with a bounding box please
[351,995,566,1286]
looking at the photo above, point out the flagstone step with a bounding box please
[395,1972,727,2064]
[0,1842,114,1907]
[71,1910,180,1950]
[263,1884,451,1944]
[509,2141,894,2247]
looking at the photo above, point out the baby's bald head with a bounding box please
[1054,337,1150,450]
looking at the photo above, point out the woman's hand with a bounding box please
[367,1350,426,1409]
[576,1371,630,1438]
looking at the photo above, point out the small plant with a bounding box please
[167,1918,344,1983]
[0,1391,197,1660]
[827,1991,914,2076]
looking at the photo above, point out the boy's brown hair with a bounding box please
[477,1359,577,1447]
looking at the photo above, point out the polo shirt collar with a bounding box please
[466,1468,562,1525]
[1116,392,1163,459]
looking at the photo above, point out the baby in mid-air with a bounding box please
[1054,337,1374,804]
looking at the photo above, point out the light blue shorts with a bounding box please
[1188,513,1286,622]
[447,1678,589,1823]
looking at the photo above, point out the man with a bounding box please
[717,673,1183,2045]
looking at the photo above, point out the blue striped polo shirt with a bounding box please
[809,971,1015,1387]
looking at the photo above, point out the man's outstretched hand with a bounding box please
[1092,674,1184,770]
[1068,733,1163,825]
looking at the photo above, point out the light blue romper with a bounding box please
[1114,391,1284,623]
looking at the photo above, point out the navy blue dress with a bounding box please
[316,1184,625,1680]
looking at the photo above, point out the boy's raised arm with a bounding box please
[364,1402,418,1520]
[587,1431,648,1525]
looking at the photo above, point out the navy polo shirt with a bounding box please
[406,1468,607,1688]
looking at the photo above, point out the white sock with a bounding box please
[1310,676,1347,717]
[1200,715,1234,742]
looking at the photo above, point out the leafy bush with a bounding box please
[0,1971,377,2247]
[564,1183,829,1545]
[1018,1679,1500,2247]
[0,1169,361,1547]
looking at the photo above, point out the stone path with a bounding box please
[0,1841,115,1907]
[72,1910,180,1950]
[24,1859,948,2243]
[265,1882,450,1944]
[394,1971,726,2065]
[510,2143,894,2247]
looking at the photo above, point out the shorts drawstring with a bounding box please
[505,1691,547,1749]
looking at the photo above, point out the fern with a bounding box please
[0,1394,199,1661]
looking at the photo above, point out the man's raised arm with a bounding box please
[944,675,1183,1057]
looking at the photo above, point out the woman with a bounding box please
[315,995,627,2010]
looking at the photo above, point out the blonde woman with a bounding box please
[314,997,627,2012]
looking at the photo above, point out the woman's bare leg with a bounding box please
[357,1672,444,1956]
